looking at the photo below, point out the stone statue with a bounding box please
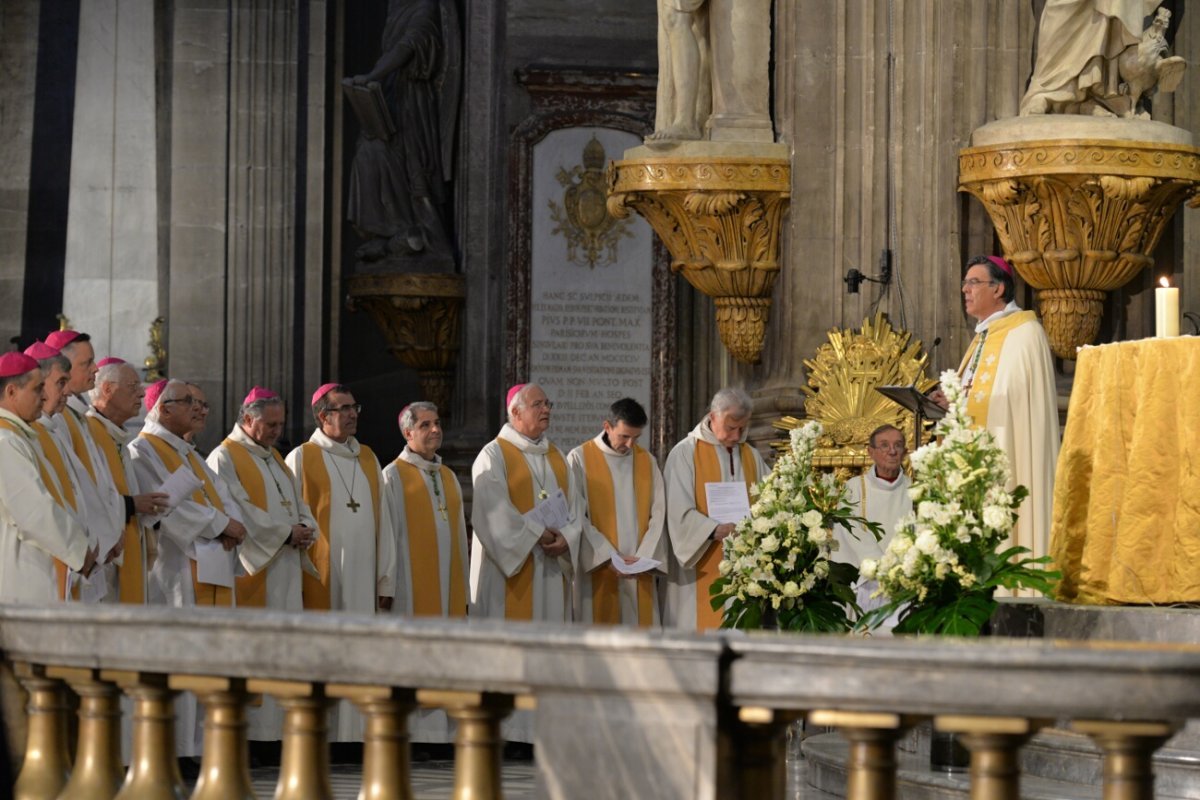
[649,0,712,142]
[1020,0,1184,118]
[346,0,460,269]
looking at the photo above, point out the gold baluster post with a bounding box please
[248,680,332,800]
[1073,719,1179,800]
[935,715,1049,800]
[422,690,514,800]
[170,676,256,800]
[105,670,187,800]
[50,666,125,800]
[809,710,917,800]
[329,685,417,800]
[12,663,72,800]
[720,706,794,800]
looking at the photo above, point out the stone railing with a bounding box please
[3,604,1200,799]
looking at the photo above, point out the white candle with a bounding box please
[1156,277,1179,338]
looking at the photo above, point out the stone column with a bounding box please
[61,0,159,363]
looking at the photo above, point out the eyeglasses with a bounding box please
[961,279,997,290]
[528,400,553,410]
[162,396,194,407]
[193,400,210,410]
[329,403,362,415]
[870,443,907,453]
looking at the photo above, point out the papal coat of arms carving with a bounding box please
[549,136,633,268]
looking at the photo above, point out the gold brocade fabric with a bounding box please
[1051,338,1200,604]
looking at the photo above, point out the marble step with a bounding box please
[803,733,1097,800]
[1019,729,1200,799]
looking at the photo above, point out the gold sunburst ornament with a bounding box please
[774,313,937,472]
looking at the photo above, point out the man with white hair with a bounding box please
[86,358,168,604]
[664,387,768,630]
[0,351,96,603]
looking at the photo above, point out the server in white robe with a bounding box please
[208,386,318,743]
[935,256,1060,564]
[287,382,396,743]
[835,424,912,619]
[567,397,667,627]
[383,401,468,745]
[664,387,768,631]
[0,353,95,604]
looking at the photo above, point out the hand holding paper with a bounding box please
[609,553,661,576]
[157,467,203,514]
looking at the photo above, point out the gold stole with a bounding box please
[87,416,145,604]
[297,442,381,611]
[139,433,232,607]
[957,310,1035,429]
[693,441,758,631]
[581,441,655,627]
[221,438,296,608]
[496,438,568,621]
[393,459,467,618]
[62,409,97,484]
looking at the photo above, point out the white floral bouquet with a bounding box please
[857,370,1057,636]
[709,420,881,632]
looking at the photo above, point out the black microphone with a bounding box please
[917,336,943,390]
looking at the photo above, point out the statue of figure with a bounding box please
[648,0,712,142]
[346,0,460,267]
[1020,0,1183,118]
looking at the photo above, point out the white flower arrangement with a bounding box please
[859,370,1056,636]
[710,420,881,632]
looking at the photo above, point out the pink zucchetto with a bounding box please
[97,357,126,368]
[0,352,39,379]
[23,340,61,360]
[311,383,339,407]
[243,386,279,405]
[506,384,526,411]
[143,378,169,411]
[985,255,1014,277]
[45,330,83,350]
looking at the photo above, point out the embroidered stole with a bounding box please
[495,438,568,621]
[62,408,97,484]
[139,433,232,607]
[393,459,467,618]
[693,441,758,631]
[221,438,298,608]
[87,416,145,604]
[581,441,655,627]
[297,442,381,611]
[957,310,1035,429]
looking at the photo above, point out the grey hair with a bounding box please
[399,401,438,433]
[33,353,70,377]
[868,424,903,448]
[709,387,752,418]
[88,362,131,403]
[506,382,545,424]
[240,396,284,421]
[146,378,189,423]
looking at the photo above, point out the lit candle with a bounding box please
[1155,276,1180,338]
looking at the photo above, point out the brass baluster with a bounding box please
[170,676,256,800]
[422,690,514,800]
[808,710,916,800]
[105,670,187,800]
[50,666,124,800]
[329,685,417,800]
[248,680,332,800]
[12,663,71,800]
[935,715,1048,800]
[721,706,794,800]
[1073,719,1179,800]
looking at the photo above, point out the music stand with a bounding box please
[876,386,946,449]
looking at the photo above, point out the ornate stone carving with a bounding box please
[144,316,166,382]
[959,136,1200,358]
[607,156,790,363]
[345,273,465,412]
[549,136,633,268]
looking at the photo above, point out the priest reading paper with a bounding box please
[664,387,768,631]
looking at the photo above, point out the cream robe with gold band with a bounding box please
[382,445,469,744]
[663,418,768,631]
[86,408,150,604]
[34,412,104,601]
[286,428,396,744]
[567,434,667,626]
[957,304,1060,567]
[837,466,912,619]
[0,408,90,603]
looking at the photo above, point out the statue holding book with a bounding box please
[345,0,460,269]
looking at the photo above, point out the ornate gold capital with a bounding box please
[608,156,790,364]
[346,273,465,412]
[959,138,1200,358]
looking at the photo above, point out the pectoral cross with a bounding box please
[280,498,294,511]
[347,497,361,513]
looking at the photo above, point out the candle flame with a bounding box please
[1160,277,1171,288]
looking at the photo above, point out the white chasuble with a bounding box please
[837,466,913,619]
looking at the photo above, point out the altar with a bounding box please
[1051,337,1200,605]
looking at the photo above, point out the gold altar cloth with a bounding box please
[1052,338,1200,605]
